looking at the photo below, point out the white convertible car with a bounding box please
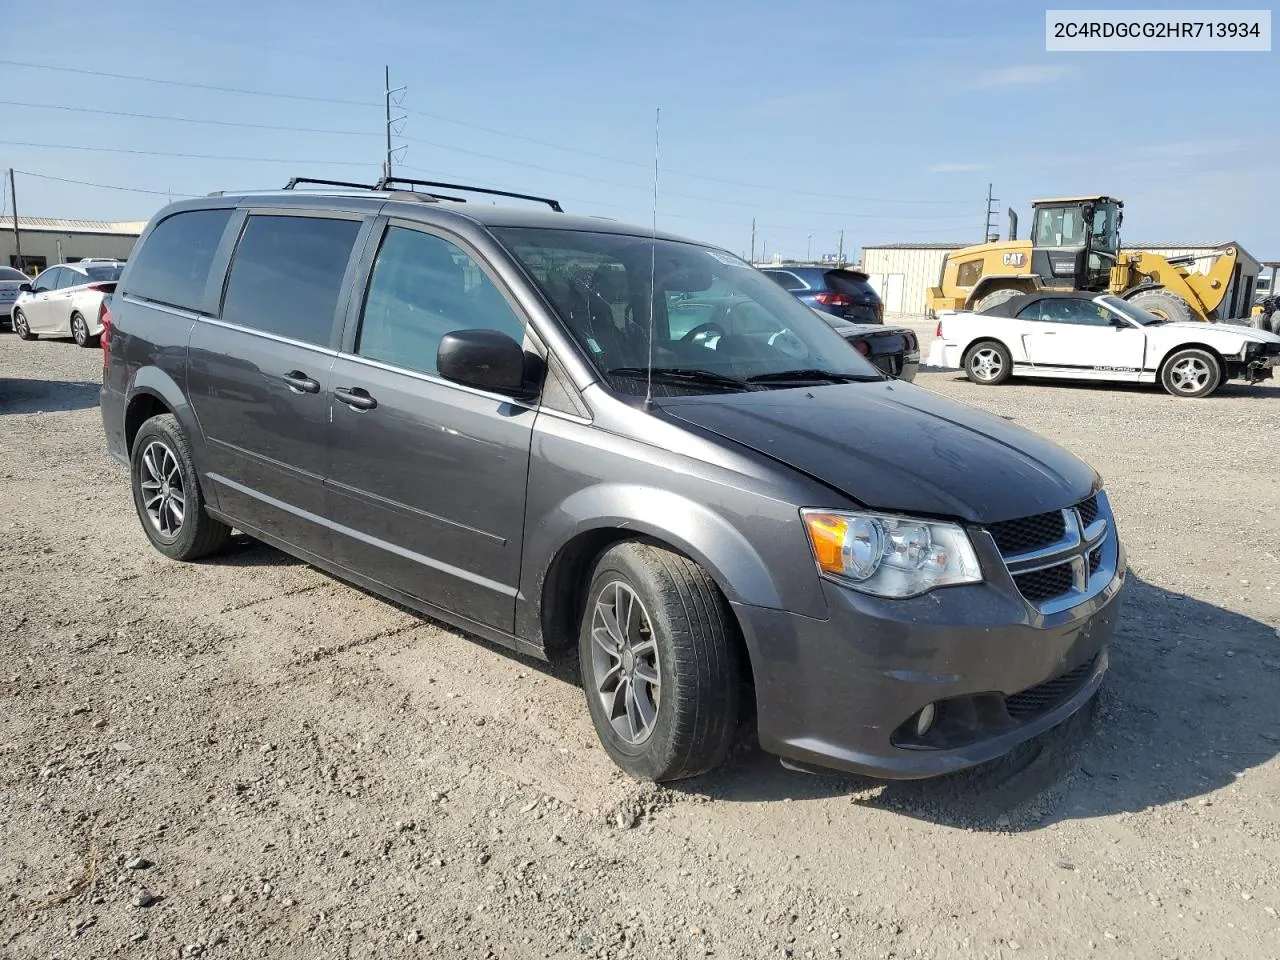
[928,291,1280,398]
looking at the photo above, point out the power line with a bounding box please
[0,58,974,207]
[0,58,381,108]
[0,139,373,167]
[12,169,198,197]
[0,98,378,137]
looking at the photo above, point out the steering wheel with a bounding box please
[681,322,727,344]
[768,328,808,359]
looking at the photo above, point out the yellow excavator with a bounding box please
[926,196,1253,323]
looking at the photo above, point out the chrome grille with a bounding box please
[989,492,1115,612]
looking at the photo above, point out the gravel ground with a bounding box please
[2,323,1278,960]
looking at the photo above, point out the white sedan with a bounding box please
[12,259,125,348]
[928,292,1280,398]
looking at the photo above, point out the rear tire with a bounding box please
[578,541,741,782]
[964,340,1013,385]
[71,312,97,348]
[973,288,1023,313]
[13,308,34,340]
[1128,289,1195,324]
[130,414,232,561]
[1160,348,1221,398]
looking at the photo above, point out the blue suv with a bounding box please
[762,266,884,324]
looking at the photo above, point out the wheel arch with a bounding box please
[122,366,222,512]
[521,486,784,659]
[960,335,1013,366]
[1153,341,1225,379]
[534,523,758,700]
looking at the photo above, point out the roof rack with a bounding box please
[374,177,563,212]
[282,177,380,191]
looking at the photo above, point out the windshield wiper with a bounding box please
[746,369,881,384]
[606,367,750,391]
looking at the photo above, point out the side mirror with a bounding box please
[437,329,534,398]
[18,283,32,293]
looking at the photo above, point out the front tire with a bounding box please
[13,308,34,340]
[964,340,1013,385]
[1160,348,1221,398]
[130,414,231,560]
[578,542,740,782]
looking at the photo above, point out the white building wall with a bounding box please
[2,230,140,272]
[861,247,955,316]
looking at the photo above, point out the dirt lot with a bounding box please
[2,324,1278,960]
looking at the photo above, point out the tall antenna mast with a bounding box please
[645,107,660,409]
[383,66,407,180]
[983,182,999,241]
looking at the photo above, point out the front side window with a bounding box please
[356,226,525,376]
[1033,207,1084,248]
[32,268,62,293]
[494,227,882,394]
[222,214,362,346]
[125,208,233,312]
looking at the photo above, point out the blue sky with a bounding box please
[1,0,1275,260]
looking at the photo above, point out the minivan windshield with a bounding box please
[493,228,882,394]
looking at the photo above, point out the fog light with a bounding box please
[914,703,936,737]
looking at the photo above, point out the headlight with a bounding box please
[801,509,982,598]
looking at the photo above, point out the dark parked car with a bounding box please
[101,177,1125,783]
[823,315,919,381]
[761,265,884,324]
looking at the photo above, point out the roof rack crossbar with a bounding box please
[283,177,380,191]
[375,177,563,212]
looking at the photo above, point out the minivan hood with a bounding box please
[658,381,1097,524]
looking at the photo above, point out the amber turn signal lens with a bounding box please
[804,513,848,574]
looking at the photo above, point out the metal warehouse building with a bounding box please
[862,240,1262,319]
[4,217,146,274]
[861,243,963,316]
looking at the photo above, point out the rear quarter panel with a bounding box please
[944,313,1030,362]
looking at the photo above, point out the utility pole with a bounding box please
[837,229,844,266]
[8,169,21,273]
[984,182,1000,242]
[749,218,756,264]
[383,66,407,182]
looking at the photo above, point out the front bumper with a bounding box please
[734,546,1125,779]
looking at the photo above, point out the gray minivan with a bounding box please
[101,179,1125,782]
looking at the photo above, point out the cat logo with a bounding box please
[1002,253,1027,268]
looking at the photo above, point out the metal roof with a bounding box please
[8,216,147,235]
[862,242,969,250]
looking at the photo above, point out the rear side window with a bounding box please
[221,214,362,347]
[125,209,232,311]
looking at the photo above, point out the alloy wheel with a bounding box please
[1168,356,1210,394]
[970,347,1004,382]
[588,581,662,744]
[72,315,88,346]
[14,311,29,338]
[139,440,186,539]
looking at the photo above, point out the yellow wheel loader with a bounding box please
[926,196,1253,323]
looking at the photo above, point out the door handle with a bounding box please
[335,387,377,411]
[283,371,321,394]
